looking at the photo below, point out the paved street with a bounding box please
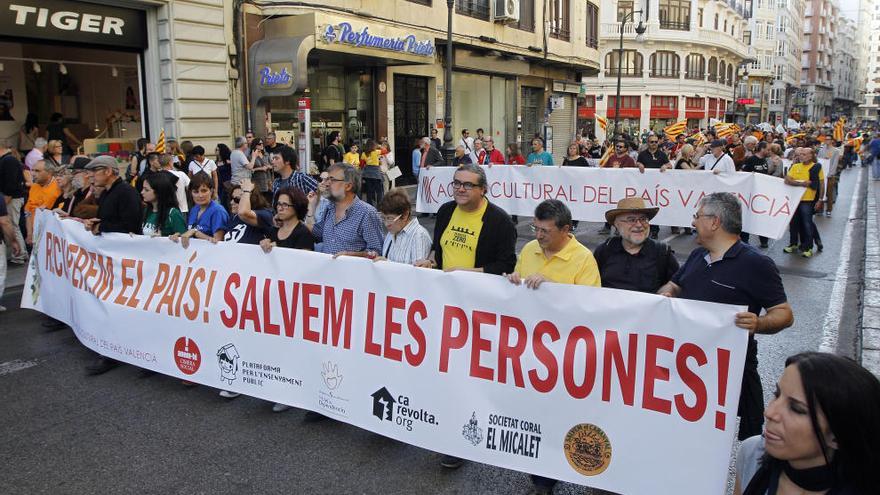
[0,167,867,495]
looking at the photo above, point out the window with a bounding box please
[659,0,691,30]
[608,95,641,109]
[650,51,680,78]
[723,19,727,32]
[585,2,598,48]
[727,65,734,86]
[698,8,703,27]
[517,0,535,31]
[776,40,785,57]
[549,0,570,40]
[685,53,705,80]
[708,57,718,82]
[719,60,727,84]
[618,0,634,22]
[456,0,490,21]
[770,87,783,105]
[651,96,678,110]
[685,97,704,109]
[605,50,644,77]
[743,30,751,45]
[714,13,719,30]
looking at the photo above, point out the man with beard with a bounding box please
[592,197,680,293]
[305,163,383,255]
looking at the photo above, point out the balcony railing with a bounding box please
[659,20,690,31]
[605,68,643,77]
[650,69,680,78]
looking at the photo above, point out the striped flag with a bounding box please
[663,119,688,137]
[596,115,608,132]
[598,146,613,167]
[833,118,845,142]
[785,132,806,144]
[715,123,736,138]
[156,129,166,153]
[845,136,863,149]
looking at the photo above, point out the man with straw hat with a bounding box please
[593,197,680,293]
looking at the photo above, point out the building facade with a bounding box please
[832,16,859,120]
[0,0,237,154]
[798,0,839,122]
[587,0,751,137]
[858,0,879,123]
[763,0,804,124]
[241,0,601,176]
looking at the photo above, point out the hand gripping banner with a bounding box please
[23,210,749,494]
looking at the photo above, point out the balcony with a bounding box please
[599,23,750,59]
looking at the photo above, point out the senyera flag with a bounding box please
[24,210,749,495]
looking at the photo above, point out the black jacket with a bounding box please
[0,152,25,199]
[432,200,516,275]
[97,177,143,234]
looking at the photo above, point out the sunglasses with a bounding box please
[231,196,241,203]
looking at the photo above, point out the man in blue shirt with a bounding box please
[271,146,318,201]
[306,163,383,255]
[868,133,880,179]
[526,137,554,166]
[658,192,793,441]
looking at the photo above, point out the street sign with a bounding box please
[737,98,755,105]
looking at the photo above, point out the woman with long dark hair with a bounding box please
[141,172,187,237]
[736,352,880,495]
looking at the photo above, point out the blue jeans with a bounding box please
[872,157,880,179]
[788,201,815,250]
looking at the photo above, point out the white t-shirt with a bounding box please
[168,169,191,213]
[699,152,736,173]
[188,159,217,177]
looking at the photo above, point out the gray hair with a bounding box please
[744,135,759,146]
[329,163,361,195]
[699,192,742,235]
[455,163,487,189]
[34,137,48,148]
[421,137,431,146]
[534,199,572,229]
[234,136,247,148]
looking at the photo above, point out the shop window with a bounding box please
[708,57,718,82]
[605,50,643,77]
[650,51,680,78]
[517,0,535,31]
[585,2,599,48]
[659,0,691,30]
[549,0,570,40]
[456,0,490,21]
[685,54,705,80]
[651,96,678,110]
[617,0,634,22]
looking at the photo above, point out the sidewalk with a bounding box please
[4,262,27,291]
[862,177,880,377]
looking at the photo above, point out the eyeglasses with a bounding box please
[693,213,717,220]
[276,202,292,210]
[648,141,659,144]
[529,224,554,235]
[451,180,480,190]
[380,214,402,224]
[618,215,649,225]
[231,196,242,203]
[324,177,345,183]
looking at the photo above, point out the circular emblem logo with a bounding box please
[173,337,201,375]
[563,423,612,476]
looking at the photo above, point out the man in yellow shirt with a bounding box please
[783,147,824,258]
[25,159,61,246]
[507,199,601,288]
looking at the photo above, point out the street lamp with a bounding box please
[442,0,455,164]
[731,58,755,124]
[612,11,647,139]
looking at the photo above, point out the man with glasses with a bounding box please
[481,137,505,165]
[658,192,793,441]
[507,199,600,289]
[593,197,679,293]
[636,133,672,173]
[306,163,383,256]
[415,163,515,276]
[602,140,637,168]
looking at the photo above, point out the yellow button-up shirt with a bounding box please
[514,235,601,287]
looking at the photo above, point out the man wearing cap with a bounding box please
[658,192,793,441]
[83,156,143,237]
[593,197,680,293]
[55,157,93,218]
[698,140,737,173]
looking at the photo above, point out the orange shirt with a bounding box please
[25,179,62,214]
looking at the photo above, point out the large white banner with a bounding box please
[24,211,748,495]
[416,166,802,239]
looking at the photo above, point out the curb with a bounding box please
[862,177,880,377]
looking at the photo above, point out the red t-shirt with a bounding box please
[508,154,526,165]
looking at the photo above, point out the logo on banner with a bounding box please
[461,412,483,446]
[481,413,543,459]
[216,344,240,385]
[173,337,201,375]
[317,361,349,417]
[563,423,612,476]
[370,386,438,432]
